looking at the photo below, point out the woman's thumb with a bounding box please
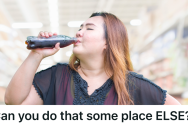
[52,42,60,54]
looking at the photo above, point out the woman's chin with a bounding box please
[73,49,81,55]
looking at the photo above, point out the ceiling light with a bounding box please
[48,0,58,4]
[12,22,43,28]
[49,15,59,21]
[68,21,84,27]
[51,28,59,34]
[50,18,59,23]
[48,0,59,33]
[50,22,59,27]
[130,19,142,26]
[49,6,58,11]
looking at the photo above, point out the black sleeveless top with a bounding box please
[33,63,167,105]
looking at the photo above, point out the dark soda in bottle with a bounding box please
[25,35,77,49]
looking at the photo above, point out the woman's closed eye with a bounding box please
[78,28,93,31]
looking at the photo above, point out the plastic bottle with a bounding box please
[25,35,77,49]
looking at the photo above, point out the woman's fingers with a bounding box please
[44,31,49,37]
[38,31,45,37]
[38,31,57,38]
[53,32,57,35]
[49,32,53,37]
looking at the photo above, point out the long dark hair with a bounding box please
[69,12,134,105]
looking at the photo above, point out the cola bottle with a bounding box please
[25,35,77,49]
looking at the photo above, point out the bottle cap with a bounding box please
[25,41,28,45]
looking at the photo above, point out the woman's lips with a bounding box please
[74,40,81,45]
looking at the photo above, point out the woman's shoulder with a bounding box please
[127,71,157,85]
[127,71,162,89]
[56,62,70,68]
[35,63,72,77]
[50,63,72,71]
[127,71,167,105]
[55,63,73,75]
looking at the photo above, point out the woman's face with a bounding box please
[73,16,106,59]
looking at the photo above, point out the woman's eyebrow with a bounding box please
[80,23,97,27]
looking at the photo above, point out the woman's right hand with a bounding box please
[30,31,60,59]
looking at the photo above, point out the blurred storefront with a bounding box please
[0,6,29,104]
[131,0,188,104]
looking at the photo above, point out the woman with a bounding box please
[5,12,180,105]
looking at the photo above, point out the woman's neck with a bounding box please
[79,62,104,78]
[77,57,108,79]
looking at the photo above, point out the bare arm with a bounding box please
[5,52,43,105]
[21,85,43,105]
[5,32,60,105]
[164,93,181,105]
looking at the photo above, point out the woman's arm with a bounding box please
[5,31,60,105]
[5,52,43,105]
[20,85,43,105]
[164,93,181,105]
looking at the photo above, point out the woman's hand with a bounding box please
[30,31,60,59]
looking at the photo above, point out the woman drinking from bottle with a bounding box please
[5,12,180,105]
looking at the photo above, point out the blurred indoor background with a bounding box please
[0,0,188,105]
